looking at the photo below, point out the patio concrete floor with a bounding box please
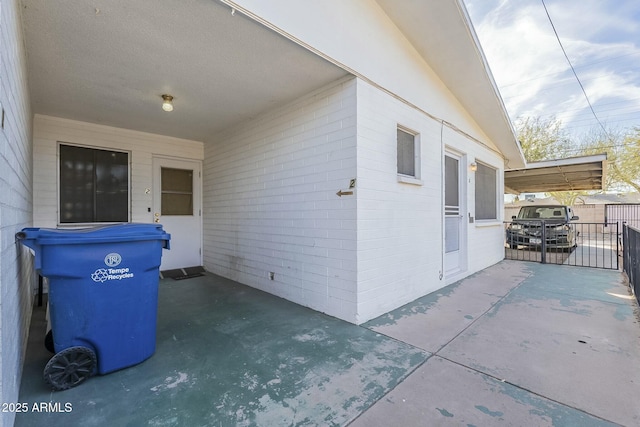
[16,260,640,426]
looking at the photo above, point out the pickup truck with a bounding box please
[506,205,579,250]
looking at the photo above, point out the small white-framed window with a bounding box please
[475,161,498,220]
[397,127,420,179]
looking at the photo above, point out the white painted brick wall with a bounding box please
[33,115,204,228]
[203,77,358,323]
[204,76,506,325]
[355,79,444,322]
[0,1,35,426]
[354,79,505,323]
[453,126,506,276]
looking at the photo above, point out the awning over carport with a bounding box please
[505,154,607,194]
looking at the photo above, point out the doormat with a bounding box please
[161,266,206,280]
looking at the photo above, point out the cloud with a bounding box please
[541,0,639,44]
[465,0,640,136]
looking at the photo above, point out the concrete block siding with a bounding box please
[454,127,506,277]
[203,77,358,322]
[355,79,444,322]
[0,1,35,426]
[355,80,505,322]
[204,76,506,325]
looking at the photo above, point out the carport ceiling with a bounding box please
[504,154,607,194]
[21,0,350,142]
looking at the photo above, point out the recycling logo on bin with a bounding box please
[91,252,135,283]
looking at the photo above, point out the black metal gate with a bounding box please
[505,221,620,270]
[606,204,640,230]
[622,224,640,305]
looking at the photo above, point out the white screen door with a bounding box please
[153,157,202,270]
[445,153,462,274]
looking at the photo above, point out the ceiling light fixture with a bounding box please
[161,94,174,112]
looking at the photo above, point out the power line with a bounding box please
[531,106,640,123]
[560,111,640,125]
[508,108,636,132]
[554,107,640,122]
[502,73,640,101]
[541,0,612,138]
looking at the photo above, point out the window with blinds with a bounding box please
[475,162,497,220]
[397,128,416,177]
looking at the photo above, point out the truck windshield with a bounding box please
[517,207,566,220]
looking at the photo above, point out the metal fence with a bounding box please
[623,224,640,305]
[504,221,620,270]
[606,204,640,230]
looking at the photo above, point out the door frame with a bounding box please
[444,149,468,282]
[152,155,203,270]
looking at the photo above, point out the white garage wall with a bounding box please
[203,76,505,325]
[32,115,204,228]
[0,1,35,425]
[354,79,506,323]
[355,79,444,322]
[203,78,358,322]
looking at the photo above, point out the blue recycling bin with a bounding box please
[16,223,170,390]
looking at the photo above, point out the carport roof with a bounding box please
[504,154,607,194]
[20,0,350,142]
[21,0,525,167]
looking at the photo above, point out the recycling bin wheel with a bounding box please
[44,346,97,391]
[44,330,54,353]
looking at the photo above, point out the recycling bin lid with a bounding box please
[16,223,170,247]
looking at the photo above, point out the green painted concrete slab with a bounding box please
[16,261,640,426]
[511,262,631,305]
[350,356,617,427]
[438,263,640,426]
[16,274,427,426]
[360,261,640,426]
[364,261,533,353]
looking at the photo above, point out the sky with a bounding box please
[464,0,640,151]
